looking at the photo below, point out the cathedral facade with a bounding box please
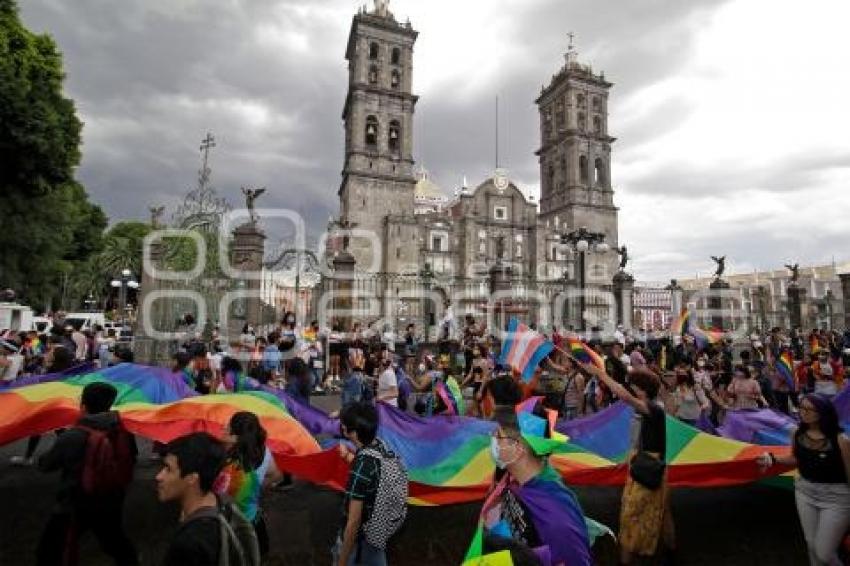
[331,2,621,332]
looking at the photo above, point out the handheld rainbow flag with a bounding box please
[776,350,795,391]
[810,335,822,354]
[566,337,605,369]
[690,325,724,350]
[670,308,690,336]
[499,318,554,382]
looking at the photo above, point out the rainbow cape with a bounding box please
[464,465,592,566]
[500,318,554,382]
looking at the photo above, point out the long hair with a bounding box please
[227,411,267,471]
[797,393,842,444]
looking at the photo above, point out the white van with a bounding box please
[61,312,106,331]
[0,303,33,333]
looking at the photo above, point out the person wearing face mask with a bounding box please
[812,351,838,398]
[670,367,710,427]
[481,408,592,566]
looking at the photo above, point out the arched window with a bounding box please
[579,155,588,184]
[555,100,565,129]
[369,42,379,60]
[576,93,585,106]
[365,116,378,147]
[559,155,567,175]
[388,120,400,152]
[368,65,378,85]
[577,112,586,131]
[593,115,602,134]
[391,47,401,65]
[390,69,400,89]
[592,96,600,111]
[547,165,555,193]
[594,158,607,186]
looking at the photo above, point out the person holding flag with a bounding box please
[577,360,676,565]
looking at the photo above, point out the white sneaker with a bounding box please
[10,455,33,466]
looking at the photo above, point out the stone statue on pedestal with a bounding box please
[785,263,800,284]
[241,186,266,224]
[617,245,629,271]
[710,255,726,278]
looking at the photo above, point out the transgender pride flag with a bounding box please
[499,318,554,382]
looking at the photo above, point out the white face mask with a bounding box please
[489,437,520,469]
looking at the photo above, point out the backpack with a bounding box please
[216,497,261,566]
[77,421,135,495]
[358,440,408,550]
[187,497,260,566]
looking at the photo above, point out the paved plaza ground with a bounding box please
[0,393,809,565]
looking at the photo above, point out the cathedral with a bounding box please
[331,1,622,332]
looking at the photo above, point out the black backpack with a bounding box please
[188,496,260,566]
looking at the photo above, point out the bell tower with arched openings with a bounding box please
[535,38,618,246]
[339,1,418,270]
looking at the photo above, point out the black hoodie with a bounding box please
[38,411,137,512]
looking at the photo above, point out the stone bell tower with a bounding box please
[535,40,618,245]
[339,0,418,271]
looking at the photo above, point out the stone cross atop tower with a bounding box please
[373,0,390,18]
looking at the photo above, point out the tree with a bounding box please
[0,0,107,309]
[67,221,151,310]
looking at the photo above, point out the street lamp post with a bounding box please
[420,262,434,343]
[559,227,609,332]
[110,268,139,327]
[83,293,97,312]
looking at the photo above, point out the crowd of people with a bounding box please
[4,308,850,565]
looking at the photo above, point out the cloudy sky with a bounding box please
[19,0,850,282]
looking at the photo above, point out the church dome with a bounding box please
[414,169,446,200]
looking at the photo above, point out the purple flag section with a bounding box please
[834,385,850,429]
[0,362,95,389]
[513,465,592,566]
[717,409,797,445]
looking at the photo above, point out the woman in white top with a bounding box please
[377,358,399,406]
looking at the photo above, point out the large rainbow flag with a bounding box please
[0,364,320,460]
[0,364,798,506]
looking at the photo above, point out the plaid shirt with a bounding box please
[340,441,381,532]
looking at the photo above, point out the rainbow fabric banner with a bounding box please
[499,318,554,382]
[553,402,793,488]
[0,364,320,458]
[0,363,806,508]
[566,338,604,369]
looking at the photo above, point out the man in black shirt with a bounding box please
[157,432,227,566]
[36,382,139,565]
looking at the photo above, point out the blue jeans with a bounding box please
[331,536,386,566]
